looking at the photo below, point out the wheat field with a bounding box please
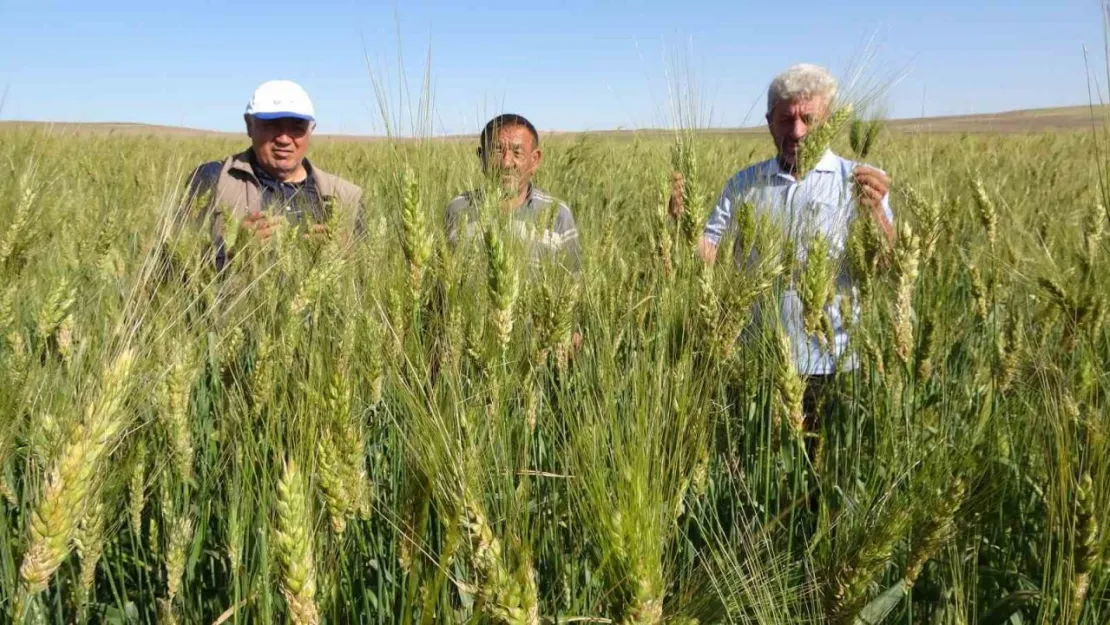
[0,121,1106,624]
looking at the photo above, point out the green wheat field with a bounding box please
[0,119,1106,624]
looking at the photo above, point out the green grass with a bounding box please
[0,124,1106,624]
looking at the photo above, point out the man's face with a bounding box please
[766,96,828,170]
[479,125,541,197]
[247,116,313,179]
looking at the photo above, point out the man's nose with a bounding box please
[499,151,515,168]
[791,119,808,140]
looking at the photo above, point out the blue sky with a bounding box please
[0,1,1105,135]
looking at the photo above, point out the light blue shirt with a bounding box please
[703,149,893,376]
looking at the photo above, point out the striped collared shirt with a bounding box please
[445,185,582,273]
[704,149,893,375]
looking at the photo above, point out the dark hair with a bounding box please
[479,113,539,150]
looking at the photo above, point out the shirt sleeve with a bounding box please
[181,161,223,226]
[553,204,582,274]
[350,195,367,240]
[444,196,468,247]
[703,174,740,246]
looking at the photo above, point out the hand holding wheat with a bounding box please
[853,166,894,242]
[241,209,284,243]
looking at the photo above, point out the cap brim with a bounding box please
[250,111,315,122]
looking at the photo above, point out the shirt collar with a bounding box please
[472,182,538,211]
[771,148,840,180]
[812,149,841,173]
[234,148,314,186]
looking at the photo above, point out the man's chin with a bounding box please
[261,159,295,173]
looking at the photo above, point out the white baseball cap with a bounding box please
[245,80,315,122]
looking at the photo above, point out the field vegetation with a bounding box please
[0,115,1107,624]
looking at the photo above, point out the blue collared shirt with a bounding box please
[703,149,893,375]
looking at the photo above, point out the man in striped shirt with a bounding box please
[445,114,582,273]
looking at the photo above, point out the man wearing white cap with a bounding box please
[184,80,363,269]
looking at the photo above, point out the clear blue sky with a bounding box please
[0,0,1105,135]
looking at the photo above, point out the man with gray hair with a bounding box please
[695,63,894,447]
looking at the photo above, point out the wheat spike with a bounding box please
[317,430,353,536]
[0,164,39,266]
[1069,473,1099,621]
[35,278,75,345]
[798,229,835,349]
[826,507,912,625]
[401,166,432,306]
[18,348,134,608]
[797,104,853,178]
[74,497,107,611]
[904,479,966,584]
[129,442,146,538]
[274,460,319,625]
[773,329,805,437]
[972,177,998,249]
[893,222,920,365]
[461,485,539,625]
[969,264,990,322]
[162,344,197,485]
[485,224,518,358]
[164,507,193,607]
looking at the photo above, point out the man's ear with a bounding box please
[244,115,253,137]
[532,148,543,170]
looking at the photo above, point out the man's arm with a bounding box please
[444,195,469,248]
[181,162,222,226]
[698,177,737,264]
[553,204,582,275]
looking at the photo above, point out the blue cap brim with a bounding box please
[251,111,315,122]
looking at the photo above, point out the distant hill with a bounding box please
[2,105,1108,139]
[883,105,1110,134]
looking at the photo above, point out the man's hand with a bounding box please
[669,171,686,219]
[241,210,284,244]
[853,166,895,243]
[696,237,719,264]
[304,224,330,243]
[853,166,890,212]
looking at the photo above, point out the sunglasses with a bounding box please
[254,117,314,138]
